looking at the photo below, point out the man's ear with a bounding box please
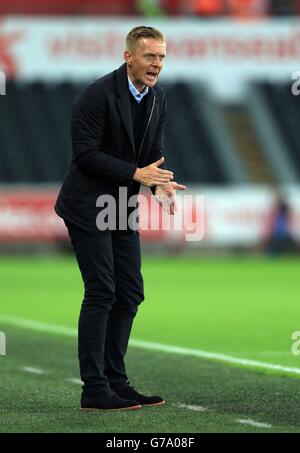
[124,50,132,66]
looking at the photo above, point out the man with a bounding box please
[55,26,186,411]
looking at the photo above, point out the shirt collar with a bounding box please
[128,76,149,103]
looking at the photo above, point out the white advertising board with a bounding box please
[1,18,300,98]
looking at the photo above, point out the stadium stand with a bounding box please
[226,0,268,18]
[0,0,300,16]
[164,82,227,184]
[1,79,299,185]
[0,0,138,15]
[258,81,300,181]
[270,0,296,15]
[222,103,276,184]
[0,80,228,184]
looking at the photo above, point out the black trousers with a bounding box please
[65,222,144,396]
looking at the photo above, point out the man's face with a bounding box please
[124,38,166,91]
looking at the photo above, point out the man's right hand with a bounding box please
[133,157,174,187]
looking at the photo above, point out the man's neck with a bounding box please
[127,73,145,93]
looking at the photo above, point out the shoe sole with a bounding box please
[80,404,142,412]
[142,400,166,407]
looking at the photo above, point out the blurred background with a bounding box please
[1,0,300,255]
[1,1,300,434]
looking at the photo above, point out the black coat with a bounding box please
[55,63,167,232]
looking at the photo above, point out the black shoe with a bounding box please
[80,391,142,411]
[112,385,165,407]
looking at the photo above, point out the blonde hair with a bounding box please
[126,26,165,52]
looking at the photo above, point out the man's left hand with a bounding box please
[155,182,187,215]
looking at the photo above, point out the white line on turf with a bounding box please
[129,339,300,377]
[176,404,273,430]
[66,378,83,385]
[22,366,45,375]
[2,315,300,377]
[0,315,76,336]
[174,403,209,412]
[236,418,272,429]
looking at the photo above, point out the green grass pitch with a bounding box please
[1,255,300,432]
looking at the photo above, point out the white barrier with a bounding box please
[0,186,299,246]
[1,18,300,99]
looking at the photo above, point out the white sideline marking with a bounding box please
[22,366,44,375]
[175,403,209,412]
[66,378,83,385]
[2,315,300,377]
[236,418,272,429]
[0,315,76,337]
[177,405,272,430]
[129,339,300,376]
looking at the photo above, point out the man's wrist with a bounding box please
[133,167,141,183]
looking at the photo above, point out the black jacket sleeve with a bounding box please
[71,84,137,185]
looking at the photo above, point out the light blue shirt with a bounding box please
[128,76,149,103]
